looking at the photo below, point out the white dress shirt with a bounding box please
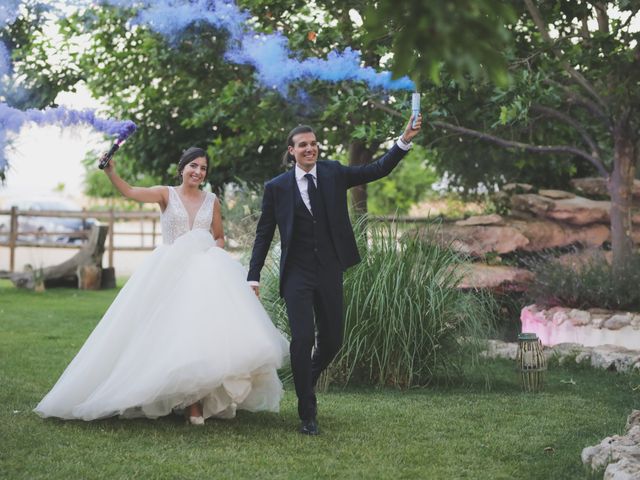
[295,163,317,215]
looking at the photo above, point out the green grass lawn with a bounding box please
[1,280,638,479]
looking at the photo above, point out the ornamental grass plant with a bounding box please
[261,217,498,388]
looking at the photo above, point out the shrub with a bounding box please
[261,217,497,388]
[526,250,640,311]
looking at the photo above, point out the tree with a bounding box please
[362,0,517,85]
[1,1,82,110]
[390,1,638,272]
[41,0,419,221]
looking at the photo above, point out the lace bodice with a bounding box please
[161,187,216,244]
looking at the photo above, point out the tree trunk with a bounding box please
[349,140,374,216]
[609,112,636,273]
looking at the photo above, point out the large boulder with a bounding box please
[434,223,529,256]
[511,194,610,225]
[458,264,534,291]
[430,216,609,256]
[511,193,640,226]
[571,177,640,199]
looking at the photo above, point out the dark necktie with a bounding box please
[304,173,317,216]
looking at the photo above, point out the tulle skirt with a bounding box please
[34,229,289,421]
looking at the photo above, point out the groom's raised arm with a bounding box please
[247,181,277,284]
[345,113,422,188]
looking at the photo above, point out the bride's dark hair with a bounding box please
[178,147,209,178]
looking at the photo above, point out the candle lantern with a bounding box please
[516,333,546,392]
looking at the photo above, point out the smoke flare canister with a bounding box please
[98,141,122,170]
[411,92,420,128]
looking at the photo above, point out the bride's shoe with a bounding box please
[188,415,205,426]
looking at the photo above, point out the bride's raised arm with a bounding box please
[103,158,168,208]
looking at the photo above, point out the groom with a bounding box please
[248,112,422,435]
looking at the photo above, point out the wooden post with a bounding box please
[108,208,115,268]
[9,206,18,273]
[152,218,157,247]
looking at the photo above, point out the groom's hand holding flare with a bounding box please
[401,113,423,144]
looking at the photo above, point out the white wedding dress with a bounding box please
[34,187,289,421]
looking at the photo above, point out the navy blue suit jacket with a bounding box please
[247,143,408,293]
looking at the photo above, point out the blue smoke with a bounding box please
[0,0,413,175]
[111,0,415,92]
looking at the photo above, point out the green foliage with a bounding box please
[367,144,438,215]
[335,219,497,386]
[82,150,162,199]
[0,1,82,109]
[418,1,640,192]
[526,252,640,311]
[362,0,516,86]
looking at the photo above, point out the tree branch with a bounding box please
[529,104,604,163]
[523,0,609,112]
[542,78,610,126]
[368,99,404,119]
[369,100,610,178]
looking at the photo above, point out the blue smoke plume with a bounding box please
[0,0,413,175]
[108,0,415,92]
[0,103,136,172]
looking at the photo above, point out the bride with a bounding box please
[34,147,289,425]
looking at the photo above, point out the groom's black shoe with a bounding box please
[299,418,319,435]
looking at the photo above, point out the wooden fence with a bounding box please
[0,207,437,274]
[0,207,161,273]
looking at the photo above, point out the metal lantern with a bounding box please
[516,333,546,392]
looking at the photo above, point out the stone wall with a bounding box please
[521,305,640,350]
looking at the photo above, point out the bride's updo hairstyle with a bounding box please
[177,147,209,180]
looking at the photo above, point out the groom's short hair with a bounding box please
[283,125,315,166]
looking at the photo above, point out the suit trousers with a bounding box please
[281,256,343,421]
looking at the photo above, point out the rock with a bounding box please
[575,350,593,364]
[605,456,640,480]
[631,316,640,330]
[552,310,569,326]
[626,411,640,430]
[591,314,609,329]
[571,177,640,199]
[503,183,534,193]
[431,217,609,256]
[458,264,534,291]
[538,189,576,199]
[589,345,640,372]
[549,343,586,364]
[514,219,609,250]
[512,193,640,226]
[521,305,640,350]
[583,410,640,479]
[604,314,633,330]
[512,193,611,225]
[455,214,504,226]
[431,224,530,256]
[568,309,591,326]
